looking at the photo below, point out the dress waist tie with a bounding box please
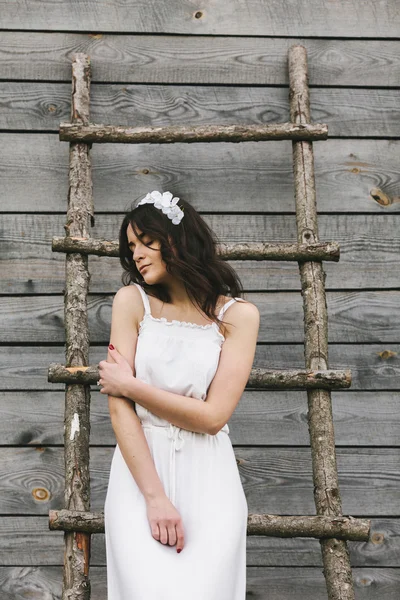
[166,423,185,505]
[141,421,227,505]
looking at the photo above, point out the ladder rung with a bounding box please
[48,364,351,390]
[49,509,370,541]
[52,236,340,262]
[59,122,328,144]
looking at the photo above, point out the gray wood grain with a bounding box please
[1,34,400,86]
[1,84,400,136]
[0,447,398,515]
[1,344,398,391]
[1,291,399,343]
[2,213,400,293]
[0,0,399,36]
[6,516,400,566]
[1,390,399,446]
[0,565,399,598]
[2,136,399,213]
[0,16,399,588]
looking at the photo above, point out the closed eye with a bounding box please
[129,239,154,250]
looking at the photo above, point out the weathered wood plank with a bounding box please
[1,84,400,137]
[2,213,400,293]
[1,292,400,343]
[1,390,399,447]
[1,344,398,391]
[0,0,399,37]
[0,447,398,515]
[0,516,398,566]
[0,565,399,598]
[1,34,400,87]
[1,135,399,213]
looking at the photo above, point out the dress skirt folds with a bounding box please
[104,283,248,599]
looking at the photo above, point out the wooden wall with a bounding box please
[1,2,400,598]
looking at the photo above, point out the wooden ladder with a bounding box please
[48,47,371,600]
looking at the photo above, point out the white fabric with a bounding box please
[105,283,248,599]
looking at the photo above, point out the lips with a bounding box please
[139,264,151,273]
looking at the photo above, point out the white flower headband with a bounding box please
[137,190,184,225]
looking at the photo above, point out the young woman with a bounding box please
[98,190,260,599]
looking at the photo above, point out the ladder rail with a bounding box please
[62,54,93,600]
[289,45,355,600]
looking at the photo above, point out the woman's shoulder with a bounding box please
[219,294,257,311]
[218,295,260,334]
[113,283,142,304]
[112,284,145,328]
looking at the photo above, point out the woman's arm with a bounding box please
[120,301,260,435]
[107,286,166,501]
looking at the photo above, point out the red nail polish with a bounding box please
[177,549,181,553]
[109,344,114,350]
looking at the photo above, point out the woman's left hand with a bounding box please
[98,346,134,397]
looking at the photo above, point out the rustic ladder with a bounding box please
[48,47,370,600]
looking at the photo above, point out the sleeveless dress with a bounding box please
[104,283,248,599]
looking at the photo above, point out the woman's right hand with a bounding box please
[145,494,185,552]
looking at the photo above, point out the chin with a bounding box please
[142,270,156,282]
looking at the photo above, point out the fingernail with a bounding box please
[177,548,182,553]
[109,344,114,350]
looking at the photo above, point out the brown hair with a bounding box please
[118,194,245,337]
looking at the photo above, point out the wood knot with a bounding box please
[377,349,397,360]
[370,187,393,206]
[32,487,51,502]
[359,577,372,587]
[371,532,384,544]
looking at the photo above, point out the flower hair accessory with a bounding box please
[137,190,184,225]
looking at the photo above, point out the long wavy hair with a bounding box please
[118,194,245,337]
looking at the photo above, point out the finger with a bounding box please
[176,522,185,551]
[108,347,120,362]
[150,522,160,542]
[159,523,168,545]
[167,523,177,546]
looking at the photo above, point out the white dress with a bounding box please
[104,283,248,599]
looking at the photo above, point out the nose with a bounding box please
[133,243,146,262]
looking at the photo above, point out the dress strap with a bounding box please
[217,297,245,321]
[133,283,151,316]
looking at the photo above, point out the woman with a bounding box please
[98,190,260,599]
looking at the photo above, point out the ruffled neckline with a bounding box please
[139,312,225,342]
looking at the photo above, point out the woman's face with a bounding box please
[126,222,167,283]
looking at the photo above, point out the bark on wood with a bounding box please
[60,53,93,600]
[59,122,328,144]
[52,236,340,262]
[289,44,356,600]
[48,362,351,390]
[49,509,370,541]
